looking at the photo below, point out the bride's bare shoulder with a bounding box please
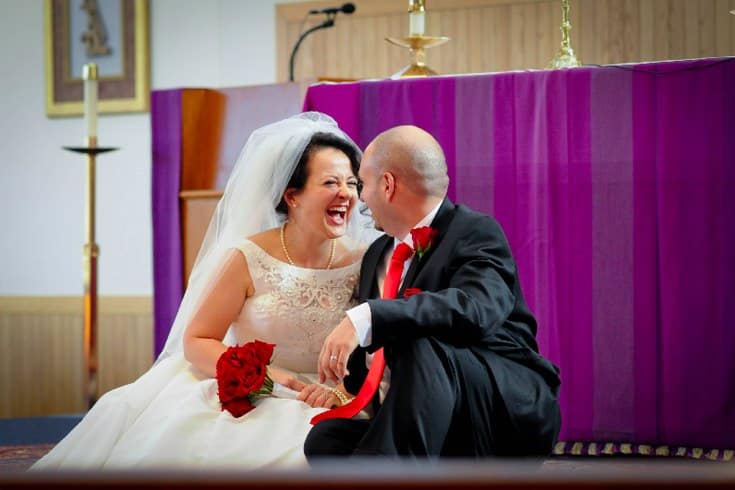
[247,228,280,253]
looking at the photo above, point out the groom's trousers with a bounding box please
[304,336,560,458]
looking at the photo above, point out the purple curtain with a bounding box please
[303,58,735,450]
[151,89,184,355]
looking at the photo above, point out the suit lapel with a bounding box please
[399,198,456,295]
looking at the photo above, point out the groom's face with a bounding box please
[358,146,386,232]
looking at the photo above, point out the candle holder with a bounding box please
[548,0,581,69]
[386,35,450,77]
[386,0,449,78]
[63,143,118,408]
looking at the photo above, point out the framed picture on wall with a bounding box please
[44,0,149,116]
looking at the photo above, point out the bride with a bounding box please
[32,112,378,470]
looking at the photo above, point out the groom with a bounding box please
[305,125,561,458]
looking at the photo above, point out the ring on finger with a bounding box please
[329,354,338,362]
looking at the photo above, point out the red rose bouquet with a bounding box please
[410,226,438,258]
[216,340,276,418]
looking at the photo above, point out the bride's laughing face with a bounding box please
[286,147,359,239]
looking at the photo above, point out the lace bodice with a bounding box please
[231,239,361,374]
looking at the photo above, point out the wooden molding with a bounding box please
[0,296,151,314]
[179,189,224,199]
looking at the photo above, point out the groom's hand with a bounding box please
[318,316,358,383]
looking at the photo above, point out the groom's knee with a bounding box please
[390,337,453,384]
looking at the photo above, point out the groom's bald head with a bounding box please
[359,125,448,237]
[367,125,449,198]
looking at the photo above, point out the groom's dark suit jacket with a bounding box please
[344,198,560,437]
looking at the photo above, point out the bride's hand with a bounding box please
[267,367,306,392]
[297,384,339,408]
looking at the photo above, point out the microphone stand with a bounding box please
[289,15,335,82]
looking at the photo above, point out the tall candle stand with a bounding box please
[386,0,449,78]
[64,63,118,408]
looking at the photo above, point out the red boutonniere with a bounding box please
[403,287,422,298]
[410,226,438,258]
[216,340,276,418]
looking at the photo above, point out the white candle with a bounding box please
[83,63,98,142]
[409,10,425,36]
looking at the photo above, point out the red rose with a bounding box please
[410,226,438,258]
[403,287,422,298]
[219,347,245,370]
[237,346,268,394]
[216,347,250,401]
[251,340,275,366]
[217,367,245,402]
[221,397,256,418]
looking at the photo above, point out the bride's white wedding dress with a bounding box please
[32,239,360,470]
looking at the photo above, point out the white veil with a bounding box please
[158,112,377,361]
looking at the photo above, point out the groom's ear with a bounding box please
[382,172,395,201]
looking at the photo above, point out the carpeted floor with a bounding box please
[0,444,53,472]
[0,414,732,482]
[0,414,83,473]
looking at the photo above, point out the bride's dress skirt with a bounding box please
[32,241,361,470]
[33,354,327,469]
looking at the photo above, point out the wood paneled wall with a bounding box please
[277,0,735,81]
[0,297,153,418]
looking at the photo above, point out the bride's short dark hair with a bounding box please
[276,132,361,216]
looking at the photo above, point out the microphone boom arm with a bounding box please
[289,17,335,82]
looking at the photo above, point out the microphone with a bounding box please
[289,3,355,81]
[309,2,356,15]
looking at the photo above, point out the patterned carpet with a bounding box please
[0,444,53,473]
[0,444,729,475]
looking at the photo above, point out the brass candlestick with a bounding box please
[386,35,450,77]
[386,0,449,78]
[63,143,117,408]
[548,0,581,69]
[64,63,118,408]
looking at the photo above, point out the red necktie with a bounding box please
[310,242,414,424]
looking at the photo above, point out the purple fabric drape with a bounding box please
[303,58,735,450]
[151,89,184,355]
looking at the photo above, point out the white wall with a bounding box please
[0,0,304,296]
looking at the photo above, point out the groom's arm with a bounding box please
[367,215,523,351]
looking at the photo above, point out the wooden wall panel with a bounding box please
[277,0,735,82]
[0,297,152,418]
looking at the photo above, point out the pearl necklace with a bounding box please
[280,222,336,270]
